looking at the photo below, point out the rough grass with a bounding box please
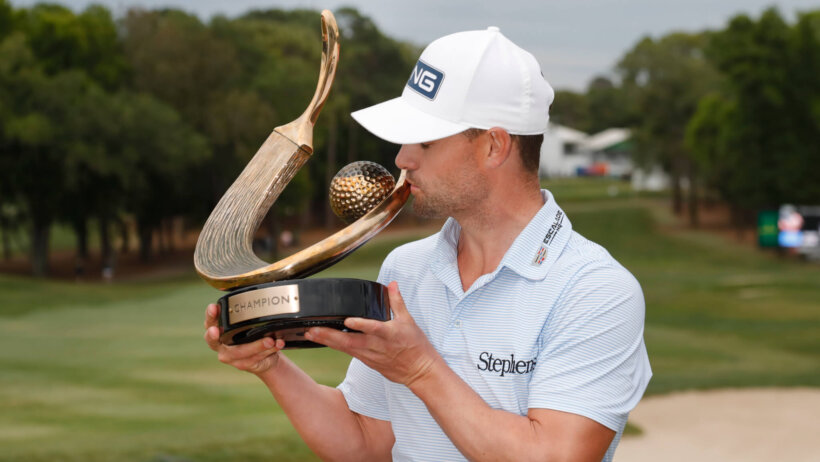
[1,179,818,460]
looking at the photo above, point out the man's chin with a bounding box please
[411,201,445,219]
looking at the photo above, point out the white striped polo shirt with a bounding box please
[338,189,651,461]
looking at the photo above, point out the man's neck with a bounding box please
[454,187,544,291]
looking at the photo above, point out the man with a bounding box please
[204,26,651,461]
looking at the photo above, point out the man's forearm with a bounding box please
[408,358,612,462]
[303,285,613,461]
[406,358,544,461]
[258,354,391,462]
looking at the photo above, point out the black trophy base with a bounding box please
[218,278,390,348]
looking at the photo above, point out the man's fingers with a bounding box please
[203,301,284,375]
[204,326,221,351]
[344,317,387,336]
[204,303,219,329]
[216,337,275,364]
[306,327,367,353]
[387,281,409,319]
[244,343,282,365]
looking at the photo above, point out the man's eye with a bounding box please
[420,143,431,150]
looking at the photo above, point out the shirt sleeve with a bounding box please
[338,359,390,421]
[527,262,652,431]
[336,250,399,422]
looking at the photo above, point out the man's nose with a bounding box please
[395,144,419,171]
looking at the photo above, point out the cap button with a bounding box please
[487,26,500,33]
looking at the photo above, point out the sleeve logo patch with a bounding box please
[407,60,444,100]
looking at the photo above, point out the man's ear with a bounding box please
[485,127,513,169]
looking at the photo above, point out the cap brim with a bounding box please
[351,97,470,145]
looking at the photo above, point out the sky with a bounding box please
[9,0,820,91]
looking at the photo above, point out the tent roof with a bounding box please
[584,128,631,151]
[547,123,588,143]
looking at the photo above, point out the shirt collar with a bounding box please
[430,217,464,298]
[430,190,573,295]
[499,189,573,281]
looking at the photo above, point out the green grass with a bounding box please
[0,233,422,462]
[1,179,819,460]
[623,421,643,437]
[565,200,820,394]
[2,222,99,257]
[543,176,638,202]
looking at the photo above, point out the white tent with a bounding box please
[539,124,590,177]
[539,124,670,190]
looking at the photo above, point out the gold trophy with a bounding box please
[194,10,410,348]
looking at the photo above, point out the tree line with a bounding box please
[550,7,820,228]
[1,4,818,277]
[0,2,416,276]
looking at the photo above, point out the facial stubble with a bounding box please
[411,161,490,221]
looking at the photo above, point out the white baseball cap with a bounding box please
[351,26,554,145]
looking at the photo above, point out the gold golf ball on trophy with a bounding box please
[329,161,396,224]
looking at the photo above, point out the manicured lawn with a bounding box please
[1,222,96,257]
[0,235,412,462]
[542,176,638,202]
[566,199,820,394]
[1,180,818,461]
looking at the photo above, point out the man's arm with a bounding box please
[406,355,614,461]
[306,283,614,462]
[204,304,394,462]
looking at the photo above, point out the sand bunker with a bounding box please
[616,388,820,462]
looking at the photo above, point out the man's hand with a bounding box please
[305,282,442,387]
[203,303,285,375]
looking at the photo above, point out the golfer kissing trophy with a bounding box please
[194,10,410,348]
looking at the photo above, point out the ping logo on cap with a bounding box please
[407,60,444,100]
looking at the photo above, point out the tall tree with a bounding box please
[1,5,423,275]
[585,76,639,134]
[549,90,589,132]
[122,8,259,220]
[17,3,127,88]
[0,1,20,259]
[2,3,132,275]
[0,35,80,276]
[618,32,719,224]
[113,92,209,261]
[0,0,13,41]
[208,7,414,229]
[687,8,820,225]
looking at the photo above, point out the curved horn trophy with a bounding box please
[195,10,410,348]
